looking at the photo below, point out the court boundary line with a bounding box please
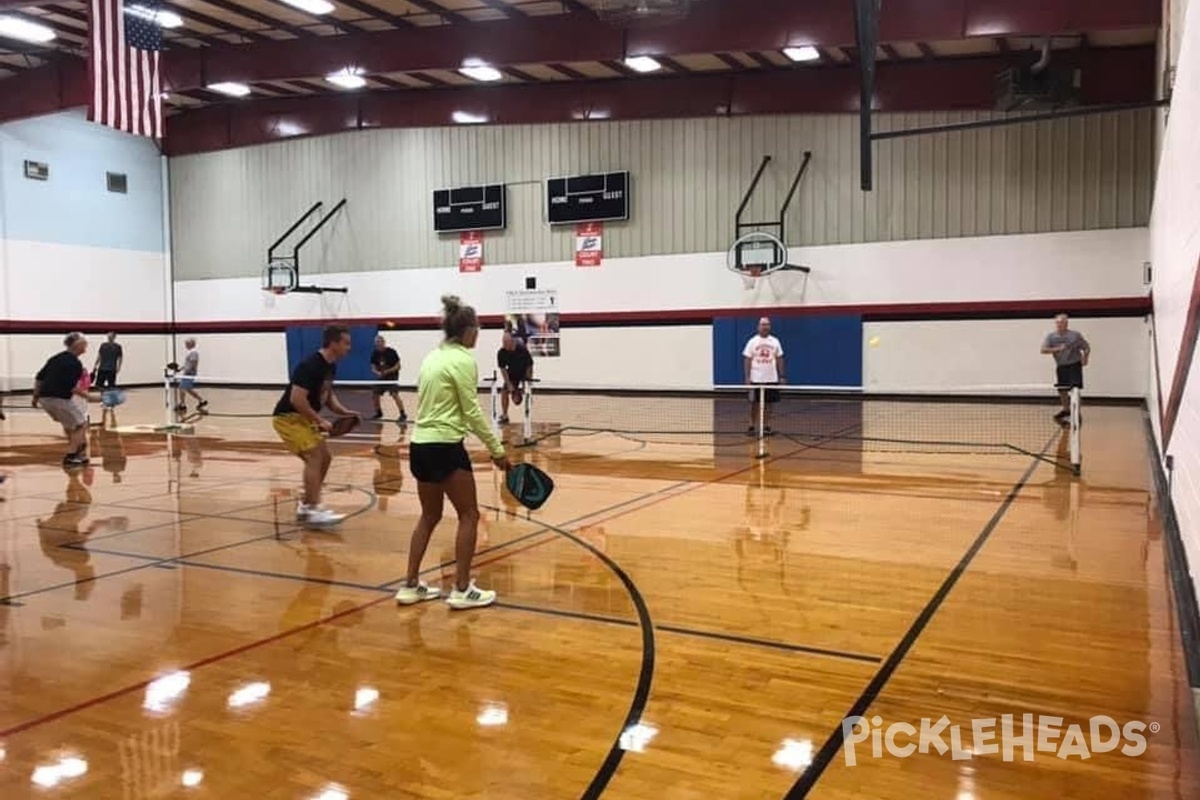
[497,602,883,664]
[0,489,379,604]
[781,430,1058,799]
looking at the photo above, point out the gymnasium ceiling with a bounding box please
[0,0,1163,154]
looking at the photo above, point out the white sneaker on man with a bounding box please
[446,581,496,610]
[394,582,441,605]
[303,507,345,527]
[295,502,310,520]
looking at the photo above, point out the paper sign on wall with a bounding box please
[575,222,602,267]
[459,231,483,273]
[505,288,561,357]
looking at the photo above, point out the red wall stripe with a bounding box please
[1162,256,1200,448]
[0,297,1151,336]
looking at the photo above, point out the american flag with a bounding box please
[88,0,164,138]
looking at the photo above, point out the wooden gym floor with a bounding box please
[0,387,1197,799]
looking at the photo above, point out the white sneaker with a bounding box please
[394,582,441,605]
[446,581,496,610]
[304,507,345,527]
[295,502,311,520]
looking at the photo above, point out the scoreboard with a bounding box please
[433,184,507,232]
[547,171,629,225]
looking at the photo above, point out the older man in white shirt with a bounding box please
[743,316,786,436]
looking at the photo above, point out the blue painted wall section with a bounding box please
[712,314,864,387]
[0,110,164,252]
[286,325,379,381]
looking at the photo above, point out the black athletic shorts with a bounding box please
[504,370,525,392]
[1055,362,1084,390]
[748,382,782,404]
[95,369,117,389]
[372,383,399,396]
[409,441,472,483]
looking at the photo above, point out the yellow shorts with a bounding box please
[272,413,323,454]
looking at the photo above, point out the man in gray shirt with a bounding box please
[1041,313,1090,422]
[175,338,208,415]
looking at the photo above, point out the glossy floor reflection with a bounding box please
[0,388,1196,799]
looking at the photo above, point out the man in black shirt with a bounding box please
[272,324,358,527]
[369,335,407,423]
[92,332,123,389]
[497,331,534,424]
[33,332,92,468]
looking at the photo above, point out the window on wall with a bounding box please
[106,171,128,194]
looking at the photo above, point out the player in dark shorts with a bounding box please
[93,332,123,389]
[370,335,407,423]
[1041,313,1090,422]
[496,331,534,424]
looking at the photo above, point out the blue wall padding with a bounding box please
[285,325,379,381]
[712,315,863,387]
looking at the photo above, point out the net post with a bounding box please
[163,369,173,429]
[757,384,768,459]
[1069,386,1082,475]
[486,371,499,434]
[523,378,535,445]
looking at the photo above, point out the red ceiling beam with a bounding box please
[0,56,86,123]
[164,46,1156,156]
[157,0,1159,92]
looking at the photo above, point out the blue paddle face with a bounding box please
[102,389,127,408]
[506,463,554,510]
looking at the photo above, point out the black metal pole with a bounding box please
[292,198,348,254]
[778,151,813,237]
[855,0,882,191]
[735,155,772,234]
[267,201,322,261]
[870,99,1170,141]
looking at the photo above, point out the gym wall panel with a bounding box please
[1150,0,1200,621]
[0,110,165,253]
[0,112,172,391]
[172,228,1149,395]
[168,109,1156,281]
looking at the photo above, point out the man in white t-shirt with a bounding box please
[742,317,786,436]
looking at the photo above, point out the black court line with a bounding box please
[781,430,1058,799]
[0,533,285,605]
[2,491,378,604]
[498,602,883,664]
[373,479,694,589]
[63,529,561,597]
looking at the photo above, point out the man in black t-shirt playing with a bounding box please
[497,331,534,424]
[33,332,93,468]
[271,324,359,527]
[370,335,407,424]
[92,332,123,389]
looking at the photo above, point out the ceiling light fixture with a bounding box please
[125,5,184,28]
[207,82,252,97]
[0,15,55,44]
[459,64,503,82]
[452,110,488,125]
[326,68,366,89]
[279,0,335,15]
[623,56,661,73]
[783,45,821,62]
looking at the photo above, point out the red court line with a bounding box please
[0,439,824,739]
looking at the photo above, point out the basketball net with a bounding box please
[741,266,762,291]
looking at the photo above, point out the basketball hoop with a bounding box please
[268,286,286,296]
